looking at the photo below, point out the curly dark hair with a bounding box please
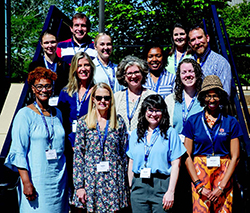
[27,67,57,86]
[137,94,170,143]
[174,58,203,103]
[198,88,229,114]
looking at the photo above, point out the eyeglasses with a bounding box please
[125,71,141,78]
[33,84,53,91]
[205,95,220,101]
[146,107,163,115]
[95,95,111,101]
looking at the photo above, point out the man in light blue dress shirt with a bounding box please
[188,25,231,96]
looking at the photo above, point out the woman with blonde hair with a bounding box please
[57,51,95,211]
[72,82,129,212]
[93,33,123,92]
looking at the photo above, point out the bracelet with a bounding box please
[193,180,202,188]
[218,186,224,193]
[197,185,205,195]
[195,182,204,191]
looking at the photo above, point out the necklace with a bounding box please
[205,115,215,126]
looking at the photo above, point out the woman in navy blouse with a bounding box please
[182,75,242,213]
[57,52,95,211]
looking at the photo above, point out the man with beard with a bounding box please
[188,25,231,96]
[57,13,97,65]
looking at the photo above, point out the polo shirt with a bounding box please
[126,127,186,175]
[56,36,97,64]
[143,69,175,99]
[93,58,123,93]
[182,111,243,156]
[192,46,232,96]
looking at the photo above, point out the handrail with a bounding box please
[0,5,71,157]
[210,5,250,156]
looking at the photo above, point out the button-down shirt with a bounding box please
[192,46,232,96]
[93,58,123,93]
[143,69,175,99]
[126,127,186,175]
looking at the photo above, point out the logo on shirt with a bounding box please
[218,128,226,136]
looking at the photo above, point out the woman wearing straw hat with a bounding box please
[182,75,243,213]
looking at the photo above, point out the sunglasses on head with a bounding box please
[94,95,111,101]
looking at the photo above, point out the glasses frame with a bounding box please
[33,84,53,91]
[146,107,163,115]
[205,95,220,101]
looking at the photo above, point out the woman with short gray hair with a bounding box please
[115,55,156,134]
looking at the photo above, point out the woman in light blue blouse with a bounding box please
[127,94,186,213]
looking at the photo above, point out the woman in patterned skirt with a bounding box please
[72,82,129,212]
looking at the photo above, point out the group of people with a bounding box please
[4,12,242,213]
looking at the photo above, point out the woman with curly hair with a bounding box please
[165,58,203,142]
[127,94,186,213]
[183,75,242,213]
[5,67,68,212]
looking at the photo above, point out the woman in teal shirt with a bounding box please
[166,23,192,74]
[127,94,186,213]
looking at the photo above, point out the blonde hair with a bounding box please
[84,82,118,129]
[65,52,95,97]
[94,33,112,46]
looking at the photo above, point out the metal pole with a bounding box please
[99,0,105,33]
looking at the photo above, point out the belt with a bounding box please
[134,173,169,179]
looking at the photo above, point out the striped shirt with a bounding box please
[56,36,97,64]
[143,69,175,99]
[192,46,231,96]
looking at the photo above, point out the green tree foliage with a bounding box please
[77,0,228,63]
[10,0,76,82]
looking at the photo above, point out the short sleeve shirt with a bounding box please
[182,111,243,156]
[126,127,186,175]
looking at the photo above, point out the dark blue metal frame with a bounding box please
[1,5,71,157]
[210,5,250,156]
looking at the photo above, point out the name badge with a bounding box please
[140,168,151,179]
[46,149,57,160]
[72,120,77,133]
[178,134,185,143]
[97,161,109,172]
[206,156,220,167]
[49,97,59,106]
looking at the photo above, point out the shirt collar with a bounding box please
[194,46,211,63]
[71,36,92,48]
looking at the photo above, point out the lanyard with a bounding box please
[182,92,197,125]
[201,112,223,155]
[76,84,91,119]
[71,39,88,55]
[43,56,57,73]
[126,89,142,131]
[96,120,110,160]
[197,49,211,68]
[153,71,163,93]
[174,50,186,72]
[143,130,159,167]
[34,101,54,149]
[97,57,115,91]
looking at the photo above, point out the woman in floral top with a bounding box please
[72,82,129,212]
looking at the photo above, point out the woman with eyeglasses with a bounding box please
[182,75,242,213]
[127,94,186,213]
[72,82,129,212]
[5,67,68,212]
[115,55,156,134]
